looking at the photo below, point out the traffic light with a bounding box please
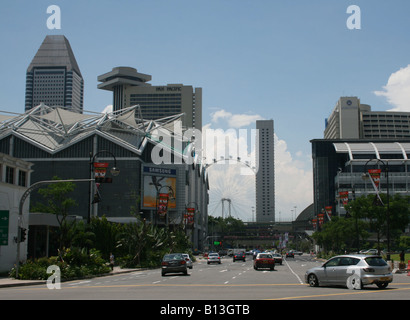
[19,227,27,242]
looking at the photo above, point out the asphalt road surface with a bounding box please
[1,254,410,301]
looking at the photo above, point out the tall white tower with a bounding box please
[255,120,275,222]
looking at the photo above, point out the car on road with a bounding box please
[272,253,283,265]
[359,249,378,255]
[286,251,294,258]
[254,253,275,270]
[182,253,193,269]
[207,252,221,264]
[233,252,246,262]
[305,254,393,289]
[161,253,188,276]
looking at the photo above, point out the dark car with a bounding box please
[286,251,294,258]
[161,253,188,276]
[233,252,246,262]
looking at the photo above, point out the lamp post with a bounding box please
[88,150,120,223]
[362,159,390,260]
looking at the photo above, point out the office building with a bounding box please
[311,138,410,220]
[255,120,275,222]
[324,97,410,139]
[98,67,202,130]
[25,35,84,113]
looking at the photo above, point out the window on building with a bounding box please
[6,166,14,184]
[18,170,27,187]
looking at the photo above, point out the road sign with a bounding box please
[0,210,9,246]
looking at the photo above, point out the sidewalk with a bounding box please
[0,266,139,288]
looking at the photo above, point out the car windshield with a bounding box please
[209,253,218,257]
[365,257,387,266]
[163,254,183,261]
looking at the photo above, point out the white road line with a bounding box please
[284,259,304,284]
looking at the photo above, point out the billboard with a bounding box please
[142,166,177,210]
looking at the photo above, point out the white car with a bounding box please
[207,252,221,264]
[182,254,193,269]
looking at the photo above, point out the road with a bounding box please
[1,254,410,301]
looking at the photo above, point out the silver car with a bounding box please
[207,252,221,264]
[305,254,393,289]
[182,253,193,269]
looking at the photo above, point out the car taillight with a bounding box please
[162,262,168,266]
[180,260,186,265]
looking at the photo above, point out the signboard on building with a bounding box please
[142,166,176,210]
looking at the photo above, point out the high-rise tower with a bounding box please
[255,120,275,222]
[25,35,84,113]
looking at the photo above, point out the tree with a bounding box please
[31,176,78,252]
[345,194,410,252]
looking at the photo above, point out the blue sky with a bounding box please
[1,1,410,221]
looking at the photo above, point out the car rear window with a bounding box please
[365,257,387,266]
[259,254,272,259]
[164,254,183,261]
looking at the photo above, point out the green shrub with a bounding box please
[10,248,110,280]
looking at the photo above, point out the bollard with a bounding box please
[407,260,410,276]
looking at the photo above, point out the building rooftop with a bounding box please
[0,104,188,157]
[27,35,82,76]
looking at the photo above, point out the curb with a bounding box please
[0,267,145,288]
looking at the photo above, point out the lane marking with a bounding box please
[284,259,304,284]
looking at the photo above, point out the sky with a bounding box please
[1,0,410,222]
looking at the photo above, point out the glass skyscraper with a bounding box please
[25,35,84,113]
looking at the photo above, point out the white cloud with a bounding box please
[210,109,264,128]
[374,64,410,111]
[102,104,113,113]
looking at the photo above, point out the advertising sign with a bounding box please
[142,166,177,210]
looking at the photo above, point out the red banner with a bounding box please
[325,206,332,218]
[184,207,195,225]
[93,162,109,178]
[339,191,349,205]
[157,193,169,216]
[312,218,317,229]
[318,213,325,227]
[368,169,381,188]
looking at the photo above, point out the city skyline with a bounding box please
[1,1,410,221]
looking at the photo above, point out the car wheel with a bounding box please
[162,271,166,276]
[376,282,388,289]
[308,274,319,287]
[254,265,258,270]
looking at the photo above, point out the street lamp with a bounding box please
[88,150,120,223]
[362,159,390,260]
